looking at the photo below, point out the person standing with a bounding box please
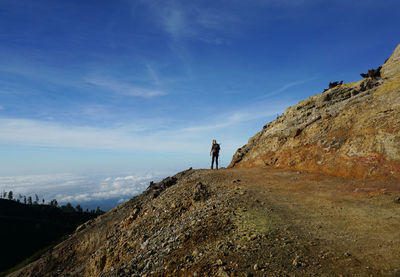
[210,139,220,169]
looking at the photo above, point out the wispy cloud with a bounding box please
[256,77,318,100]
[85,77,166,98]
[0,105,3,110]
[0,118,166,151]
[178,109,281,134]
[0,97,286,153]
[145,63,162,86]
[162,4,188,39]
[144,1,241,44]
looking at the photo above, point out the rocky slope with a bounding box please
[8,168,400,276]
[229,43,400,180]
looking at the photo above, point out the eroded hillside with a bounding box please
[229,44,400,180]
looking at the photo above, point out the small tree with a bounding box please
[75,204,83,213]
[8,191,13,201]
[27,196,32,205]
[49,199,58,207]
[34,194,39,205]
[24,196,27,204]
[62,202,75,213]
[95,206,103,215]
[42,198,45,204]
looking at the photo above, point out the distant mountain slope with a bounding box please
[229,43,400,179]
[0,199,98,275]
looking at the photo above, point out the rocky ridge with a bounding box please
[229,43,400,180]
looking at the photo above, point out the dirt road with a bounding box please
[195,167,400,276]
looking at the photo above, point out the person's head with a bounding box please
[212,139,216,144]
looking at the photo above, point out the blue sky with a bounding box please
[1,0,399,206]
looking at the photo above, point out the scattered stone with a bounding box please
[253,264,259,271]
[147,176,178,195]
[394,197,400,204]
[216,259,224,266]
[344,252,352,257]
[193,182,209,201]
[192,249,199,257]
[140,239,149,250]
[248,234,258,241]
[267,157,278,165]
[217,268,230,277]
[292,255,301,267]
[75,220,89,233]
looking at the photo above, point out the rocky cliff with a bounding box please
[229,44,400,180]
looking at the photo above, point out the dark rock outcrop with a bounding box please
[323,80,343,92]
[360,66,381,79]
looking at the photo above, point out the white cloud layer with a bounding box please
[0,172,168,205]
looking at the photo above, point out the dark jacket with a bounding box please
[211,143,220,155]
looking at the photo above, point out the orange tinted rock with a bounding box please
[230,44,400,180]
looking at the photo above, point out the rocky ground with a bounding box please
[10,167,400,276]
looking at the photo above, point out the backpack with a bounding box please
[213,143,220,154]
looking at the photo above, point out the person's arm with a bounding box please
[210,144,213,156]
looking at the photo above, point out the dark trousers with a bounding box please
[211,154,219,169]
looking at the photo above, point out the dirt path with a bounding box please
[205,167,400,276]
